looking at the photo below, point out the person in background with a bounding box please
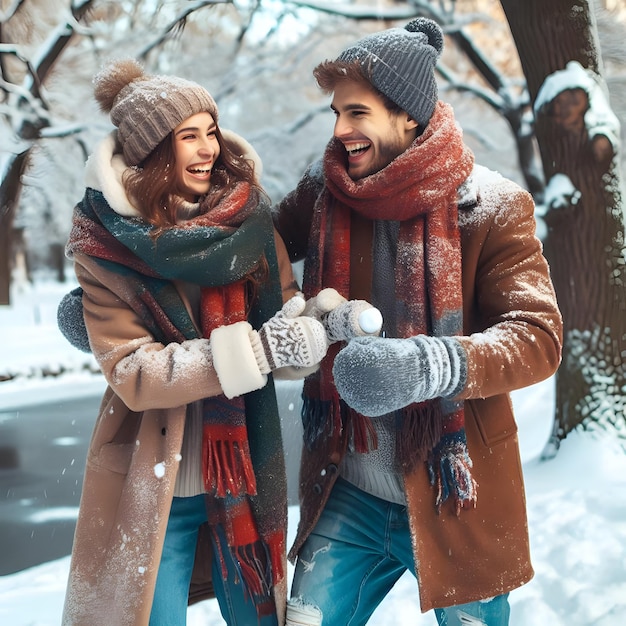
[59,58,332,626]
[272,17,563,626]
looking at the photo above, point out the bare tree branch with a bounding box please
[436,64,506,111]
[138,0,232,60]
[282,0,420,20]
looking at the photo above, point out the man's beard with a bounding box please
[349,136,406,180]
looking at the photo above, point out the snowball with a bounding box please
[359,308,383,334]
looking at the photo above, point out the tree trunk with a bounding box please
[500,0,626,448]
[0,151,30,305]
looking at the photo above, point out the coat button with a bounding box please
[313,483,322,495]
[327,463,338,475]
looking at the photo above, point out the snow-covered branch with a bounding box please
[536,173,581,218]
[40,122,89,139]
[0,0,25,23]
[0,43,28,64]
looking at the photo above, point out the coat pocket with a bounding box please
[466,395,518,448]
[89,442,135,475]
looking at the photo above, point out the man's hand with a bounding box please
[332,335,466,417]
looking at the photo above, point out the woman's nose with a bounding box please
[198,137,216,155]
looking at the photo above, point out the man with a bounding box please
[272,17,563,626]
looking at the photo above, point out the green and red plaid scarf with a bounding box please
[67,181,286,609]
[302,101,478,513]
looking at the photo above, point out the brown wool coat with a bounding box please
[273,163,563,612]
[62,133,298,626]
[62,229,296,626]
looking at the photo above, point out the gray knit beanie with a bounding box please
[337,17,444,128]
[93,59,219,166]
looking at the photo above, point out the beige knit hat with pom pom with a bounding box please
[94,59,218,166]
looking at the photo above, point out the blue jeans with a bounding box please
[289,477,510,626]
[150,495,278,626]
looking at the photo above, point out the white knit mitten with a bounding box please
[302,288,346,320]
[210,295,328,398]
[253,295,328,373]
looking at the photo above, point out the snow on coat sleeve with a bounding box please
[454,171,563,401]
[74,255,223,412]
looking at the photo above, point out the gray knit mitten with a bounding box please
[253,295,328,373]
[332,335,467,417]
[57,287,91,353]
[303,288,383,342]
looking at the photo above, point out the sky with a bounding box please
[1,279,625,626]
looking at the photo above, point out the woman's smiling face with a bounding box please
[172,112,220,202]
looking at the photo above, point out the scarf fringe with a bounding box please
[397,402,444,471]
[209,506,285,614]
[301,396,338,450]
[302,395,378,453]
[346,405,378,453]
[210,526,278,614]
[202,425,257,498]
[266,529,286,591]
[234,541,272,598]
[428,431,478,515]
[232,531,286,603]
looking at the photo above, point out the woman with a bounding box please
[60,59,328,626]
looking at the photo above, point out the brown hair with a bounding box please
[313,59,403,115]
[123,124,265,229]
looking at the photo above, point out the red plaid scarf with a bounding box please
[197,184,257,500]
[302,101,478,512]
[196,185,286,609]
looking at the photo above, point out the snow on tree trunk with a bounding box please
[500,0,626,449]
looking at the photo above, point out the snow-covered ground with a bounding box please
[1,279,625,625]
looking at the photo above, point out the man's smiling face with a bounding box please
[330,79,418,180]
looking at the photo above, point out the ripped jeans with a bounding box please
[288,477,510,626]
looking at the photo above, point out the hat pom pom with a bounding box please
[405,17,444,57]
[94,58,145,113]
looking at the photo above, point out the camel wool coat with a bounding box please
[273,162,563,612]
[62,131,297,625]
